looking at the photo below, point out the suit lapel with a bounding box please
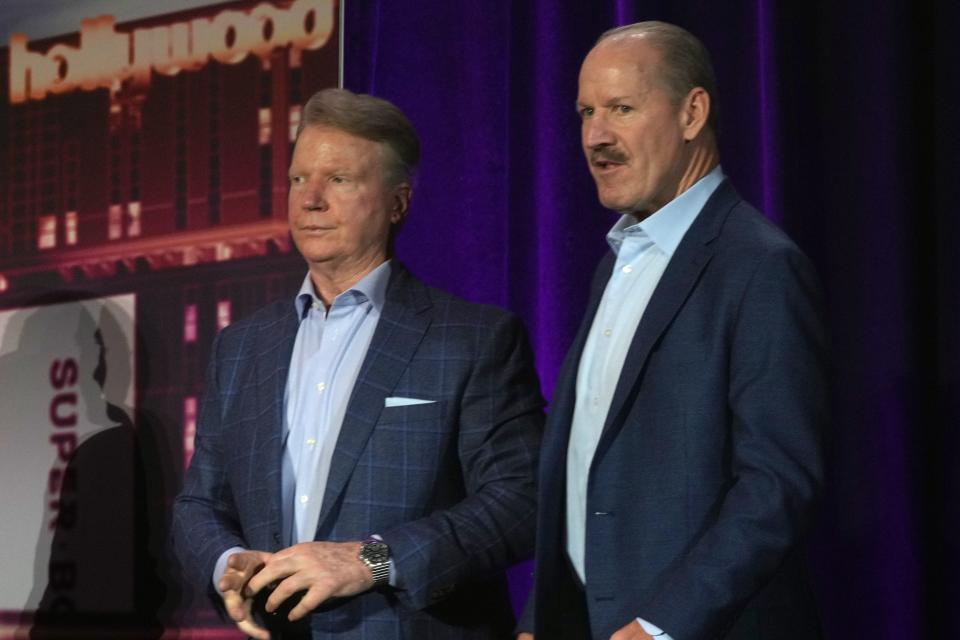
[540,255,614,495]
[592,181,739,463]
[255,304,299,549]
[314,265,432,531]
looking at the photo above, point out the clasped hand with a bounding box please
[219,541,375,640]
[517,619,653,640]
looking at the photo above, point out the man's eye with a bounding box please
[615,105,633,114]
[331,176,347,184]
[579,107,594,118]
[289,175,305,185]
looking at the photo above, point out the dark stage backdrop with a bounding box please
[341,1,957,638]
[0,0,954,638]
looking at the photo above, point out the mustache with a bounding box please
[589,146,628,165]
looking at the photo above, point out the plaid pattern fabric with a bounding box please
[174,265,544,639]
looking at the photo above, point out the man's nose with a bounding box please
[300,182,328,211]
[583,114,614,149]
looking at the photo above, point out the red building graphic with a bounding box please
[0,1,340,635]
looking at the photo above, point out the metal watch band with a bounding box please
[359,538,390,586]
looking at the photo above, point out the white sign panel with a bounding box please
[0,294,136,613]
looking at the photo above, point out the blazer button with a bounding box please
[272,531,281,544]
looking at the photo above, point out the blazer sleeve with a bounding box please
[640,245,828,639]
[171,331,248,604]
[379,310,545,611]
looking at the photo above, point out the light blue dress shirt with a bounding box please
[566,167,724,638]
[213,260,391,591]
[282,260,391,545]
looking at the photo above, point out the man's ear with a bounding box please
[680,87,710,142]
[390,183,412,224]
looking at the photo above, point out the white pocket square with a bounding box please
[384,397,437,407]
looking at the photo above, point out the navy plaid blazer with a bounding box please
[174,264,544,639]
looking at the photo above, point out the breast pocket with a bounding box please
[370,400,455,508]
[378,400,443,424]
[374,400,450,468]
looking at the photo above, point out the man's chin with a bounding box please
[595,189,650,216]
[597,191,631,213]
[293,238,337,263]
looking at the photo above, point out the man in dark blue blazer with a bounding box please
[520,22,826,640]
[173,89,544,639]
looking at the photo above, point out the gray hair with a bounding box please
[297,88,421,185]
[598,21,719,134]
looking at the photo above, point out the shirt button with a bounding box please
[592,397,600,406]
[317,382,326,393]
[622,265,633,274]
[603,328,612,337]
[299,495,309,504]
[306,438,316,448]
[312,302,321,311]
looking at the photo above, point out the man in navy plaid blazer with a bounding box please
[173,89,544,639]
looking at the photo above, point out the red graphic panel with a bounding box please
[0,1,341,637]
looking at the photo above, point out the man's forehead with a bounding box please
[582,35,661,74]
[594,31,660,54]
[297,124,367,144]
[578,43,660,98]
[293,126,380,157]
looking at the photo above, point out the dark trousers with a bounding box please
[555,556,593,640]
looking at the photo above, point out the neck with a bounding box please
[674,140,719,199]
[629,139,720,220]
[308,254,388,308]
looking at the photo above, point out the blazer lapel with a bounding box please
[314,265,432,532]
[540,255,614,492]
[254,305,299,549]
[592,181,739,463]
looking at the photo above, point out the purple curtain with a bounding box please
[343,1,958,637]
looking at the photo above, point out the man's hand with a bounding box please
[518,620,654,640]
[246,541,375,621]
[610,620,654,640]
[219,550,273,640]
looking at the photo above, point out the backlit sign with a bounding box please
[9,0,334,104]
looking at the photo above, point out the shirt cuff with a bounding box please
[213,546,246,596]
[637,616,673,639]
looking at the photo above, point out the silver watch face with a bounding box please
[361,540,390,565]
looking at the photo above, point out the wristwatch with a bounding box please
[358,537,391,587]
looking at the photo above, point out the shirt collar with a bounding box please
[294,259,393,319]
[607,165,725,257]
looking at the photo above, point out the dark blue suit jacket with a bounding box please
[528,181,827,640]
[174,264,544,639]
